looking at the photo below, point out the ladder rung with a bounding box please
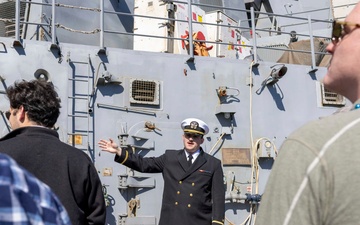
[67,133,89,136]
[68,114,88,118]
[68,78,90,82]
[68,61,88,64]
[68,96,88,100]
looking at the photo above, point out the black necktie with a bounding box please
[187,154,193,168]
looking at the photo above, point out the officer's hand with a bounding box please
[98,138,122,155]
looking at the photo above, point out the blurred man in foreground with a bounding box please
[0,153,71,225]
[255,3,360,225]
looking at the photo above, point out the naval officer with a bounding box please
[99,118,225,225]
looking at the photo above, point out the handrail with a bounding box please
[251,7,258,65]
[99,0,104,50]
[1,0,335,65]
[12,0,22,47]
[50,0,57,49]
[308,15,317,72]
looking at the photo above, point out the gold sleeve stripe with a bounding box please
[120,151,128,164]
[212,220,224,225]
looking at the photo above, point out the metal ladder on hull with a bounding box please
[66,53,95,161]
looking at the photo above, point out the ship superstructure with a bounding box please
[0,0,357,224]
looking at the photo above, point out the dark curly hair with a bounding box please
[6,80,61,128]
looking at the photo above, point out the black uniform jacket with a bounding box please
[0,127,106,225]
[115,147,225,225]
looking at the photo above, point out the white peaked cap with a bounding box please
[181,118,209,135]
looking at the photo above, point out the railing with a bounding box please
[0,0,356,67]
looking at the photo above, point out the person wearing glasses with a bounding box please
[98,118,225,225]
[255,3,360,225]
[0,80,106,225]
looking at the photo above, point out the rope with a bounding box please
[1,2,102,35]
[55,3,101,12]
[56,24,100,34]
[0,18,14,23]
